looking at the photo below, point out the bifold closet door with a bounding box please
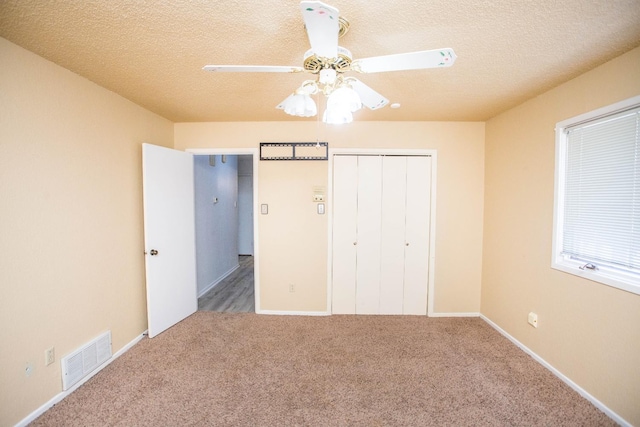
[355,156,383,314]
[379,156,407,314]
[403,156,431,315]
[331,155,358,314]
[332,154,431,315]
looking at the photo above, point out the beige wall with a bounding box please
[0,38,173,426]
[481,46,640,424]
[175,121,485,314]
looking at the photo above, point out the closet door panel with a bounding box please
[379,156,407,314]
[355,156,382,314]
[331,156,358,314]
[403,156,431,315]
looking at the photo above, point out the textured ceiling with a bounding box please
[1,0,639,122]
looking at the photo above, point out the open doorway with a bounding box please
[192,152,257,313]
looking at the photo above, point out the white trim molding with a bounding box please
[16,331,147,427]
[256,310,330,316]
[480,315,631,427]
[429,312,480,318]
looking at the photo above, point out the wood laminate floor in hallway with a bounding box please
[198,255,255,313]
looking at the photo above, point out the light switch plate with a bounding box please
[261,204,268,215]
[317,203,325,214]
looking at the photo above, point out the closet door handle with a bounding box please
[353,242,357,246]
[405,242,410,246]
[149,249,159,256]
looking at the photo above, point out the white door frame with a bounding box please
[328,148,438,316]
[187,148,261,313]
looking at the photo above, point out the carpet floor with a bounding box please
[31,312,614,426]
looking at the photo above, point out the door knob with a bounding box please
[150,249,159,256]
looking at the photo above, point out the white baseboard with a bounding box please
[197,264,240,298]
[256,309,330,316]
[480,314,630,427]
[15,330,147,427]
[428,312,480,317]
[256,311,480,317]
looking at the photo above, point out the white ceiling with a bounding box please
[1,0,639,123]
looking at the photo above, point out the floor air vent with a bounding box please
[61,331,112,390]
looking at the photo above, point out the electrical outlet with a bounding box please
[289,283,295,293]
[45,347,55,366]
[528,312,538,328]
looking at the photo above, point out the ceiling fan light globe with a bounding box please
[328,86,362,112]
[323,106,353,125]
[282,93,317,117]
[282,96,298,116]
[279,94,296,116]
[303,95,318,117]
[293,94,307,116]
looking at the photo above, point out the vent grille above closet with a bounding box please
[260,142,328,160]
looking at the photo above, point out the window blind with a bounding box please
[562,107,640,272]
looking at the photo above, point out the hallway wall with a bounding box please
[194,155,239,296]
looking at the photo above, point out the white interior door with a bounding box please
[355,156,382,314]
[403,156,431,314]
[142,143,197,338]
[331,155,358,314]
[380,156,408,314]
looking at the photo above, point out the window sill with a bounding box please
[552,259,640,296]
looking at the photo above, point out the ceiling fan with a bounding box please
[203,1,457,124]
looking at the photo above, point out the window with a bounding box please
[552,96,640,295]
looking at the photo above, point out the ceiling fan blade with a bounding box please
[349,78,389,110]
[203,65,304,73]
[352,48,457,73]
[300,1,339,59]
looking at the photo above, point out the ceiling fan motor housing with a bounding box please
[303,46,353,74]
